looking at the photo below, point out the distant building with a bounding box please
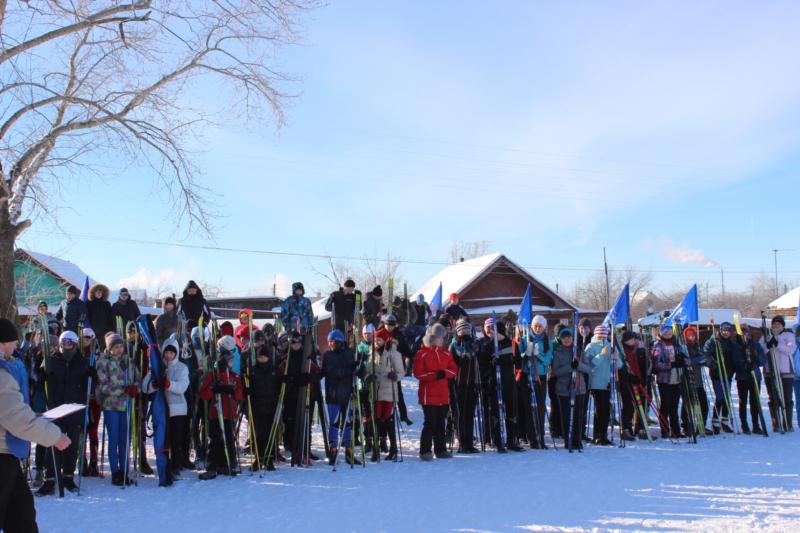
[14,249,95,314]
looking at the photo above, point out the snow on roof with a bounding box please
[768,286,800,310]
[312,296,331,321]
[638,308,762,327]
[22,249,96,289]
[467,304,575,316]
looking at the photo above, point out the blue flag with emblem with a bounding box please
[667,284,699,325]
[80,275,90,326]
[518,283,533,326]
[603,283,630,326]
[429,282,443,315]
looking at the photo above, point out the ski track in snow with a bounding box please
[36,378,800,532]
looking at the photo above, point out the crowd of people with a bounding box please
[2,276,799,528]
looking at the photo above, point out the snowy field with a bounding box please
[36,378,800,532]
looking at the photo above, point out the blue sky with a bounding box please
[19,1,800,299]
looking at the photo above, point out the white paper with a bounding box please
[40,403,85,421]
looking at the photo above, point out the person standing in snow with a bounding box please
[111,288,141,326]
[199,351,242,479]
[155,296,179,346]
[55,286,87,334]
[444,293,468,322]
[280,282,315,333]
[449,318,480,453]
[325,279,361,333]
[731,324,766,434]
[552,325,590,450]
[584,324,621,445]
[703,323,735,434]
[414,324,457,461]
[177,280,210,330]
[86,283,114,348]
[760,316,795,433]
[652,325,683,438]
[619,331,654,440]
[515,315,552,449]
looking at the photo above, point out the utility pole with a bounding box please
[773,249,795,298]
[603,247,611,310]
[720,267,725,304]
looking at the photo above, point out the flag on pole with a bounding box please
[429,282,443,316]
[518,283,533,326]
[603,283,630,327]
[667,284,699,325]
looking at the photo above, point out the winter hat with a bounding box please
[67,285,80,296]
[455,318,471,336]
[382,314,398,325]
[163,296,176,308]
[218,335,237,353]
[59,331,78,345]
[291,282,305,295]
[683,326,698,340]
[558,326,573,339]
[772,315,785,327]
[278,332,290,345]
[416,294,425,304]
[344,279,356,288]
[593,325,610,338]
[532,315,547,329]
[621,331,637,344]
[119,288,130,296]
[375,328,393,343]
[289,331,303,344]
[220,321,234,338]
[449,293,458,302]
[37,301,48,310]
[105,333,124,351]
[82,327,96,339]
[362,323,376,335]
[659,324,673,337]
[428,323,448,340]
[162,339,179,355]
[719,322,734,332]
[579,318,593,329]
[0,318,19,343]
[372,285,383,297]
[484,317,496,329]
[253,330,266,343]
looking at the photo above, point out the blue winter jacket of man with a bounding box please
[280,295,314,331]
[56,297,87,333]
[323,346,359,405]
[584,338,622,390]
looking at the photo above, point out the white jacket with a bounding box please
[143,358,190,417]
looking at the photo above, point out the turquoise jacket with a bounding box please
[519,332,552,377]
[584,338,622,390]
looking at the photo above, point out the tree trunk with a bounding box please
[0,203,19,324]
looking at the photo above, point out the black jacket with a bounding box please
[251,356,280,415]
[87,299,114,341]
[45,351,89,425]
[325,289,362,331]
[177,280,209,329]
[56,298,87,333]
[322,346,360,405]
[112,299,141,325]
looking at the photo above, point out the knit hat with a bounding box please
[449,293,458,301]
[0,318,19,343]
[659,324,673,336]
[372,285,383,297]
[416,294,424,304]
[532,315,547,329]
[683,326,698,339]
[593,325,610,338]
[558,325,573,338]
[375,328,393,343]
[362,323,376,335]
[428,323,448,340]
[218,335,237,353]
[720,322,734,332]
[579,318,593,329]
[344,279,356,288]
[455,318,471,336]
[484,317,495,328]
[119,288,130,296]
[163,296,176,307]
[621,331,637,344]
[82,327,96,339]
[772,315,785,327]
[37,300,48,310]
[67,285,80,296]
[382,314,398,325]
[105,333,124,351]
[59,331,79,345]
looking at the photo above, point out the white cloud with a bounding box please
[660,236,719,268]
[117,268,177,291]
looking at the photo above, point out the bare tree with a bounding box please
[570,267,655,317]
[449,240,490,263]
[311,252,407,297]
[0,0,317,321]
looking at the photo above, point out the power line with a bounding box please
[23,229,800,276]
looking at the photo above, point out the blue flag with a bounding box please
[667,284,699,325]
[518,283,533,326]
[80,275,90,303]
[429,282,443,315]
[603,283,630,327]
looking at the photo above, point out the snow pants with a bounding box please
[420,404,448,456]
[103,409,129,475]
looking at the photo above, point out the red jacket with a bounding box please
[414,345,457,406]
[199,370,243,420]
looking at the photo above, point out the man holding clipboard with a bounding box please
[0,318,71,533]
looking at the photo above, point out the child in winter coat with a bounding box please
[198,351,243,479]
[413,324,457,461]
[652,325,683,438]
[96,333,139,486]
[583,324,622,445]
[516,315,552,449]
[449,318,480,453]
[323,329,364,465]
[142,339,189,481]
[365,328,404,461]
[552,326,591,450]
[249,330,281,471]
[760,316,796,432]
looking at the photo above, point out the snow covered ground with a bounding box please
[36,378,800,532]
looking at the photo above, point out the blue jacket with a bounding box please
[584,338,622,390]
[323,346,359,405]
[280,295,314,331]
[56,297,87,333]
[518,332,552,377]
[731,338,766,382]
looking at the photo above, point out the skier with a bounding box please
[217,335,241,376]
[249,330,280,471]
[414,324,457,460]
[449,318,480,453]
[79,327,103,477]
[279,331,321,466]
[476,317,519,452]
[652,325,683,438]
[584,325,621,445]
[552,325,590,450]
[732,325,766,434]
[377,314,413,425]
[760,316,795,432]
[86,283,114,348]
[111,288,141,326]
[444,293,469,322]
[234,308,255,350]
[618,331,651,440]
[36,331,88,496]
[143,339,189,481]
[96,333,139,486]
[32,301,60,337]
[703,323,735,433]
[0,318,71,532]
[517,315,552,449]
[680,327,712,436]
[281,282,315,333]
[155,296,179,345]
[325,279,361,332]
[198,351,243,479]
[365,329,404,461]
[412,294,431,327]
[55,286,87,334]
[323,329,364,464]
[177,280,210,330]
[357,325,376,453]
